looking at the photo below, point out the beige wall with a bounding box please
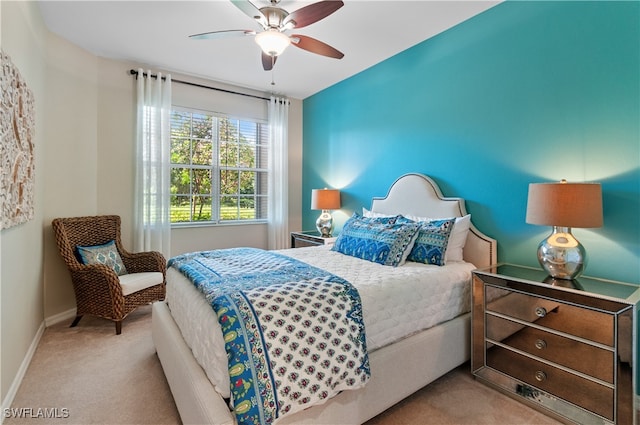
[1,1,303,409]
[42,24,100,320]
[1,0,48,407]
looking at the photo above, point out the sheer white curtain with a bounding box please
[268,96,289,250]
[134,69,172,259]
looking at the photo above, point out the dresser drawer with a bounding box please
[486,288,614,346]
[486,315,614,383]
[487,345,614,420]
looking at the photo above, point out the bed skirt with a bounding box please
[152,301,471,425]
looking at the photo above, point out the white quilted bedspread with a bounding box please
[166,245,475,399]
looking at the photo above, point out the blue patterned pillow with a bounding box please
[77,240,128,276]
[332,213,420,267]
[405,218,456,266]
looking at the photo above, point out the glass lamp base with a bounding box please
[537,226,586,280]
[316,210,334,237]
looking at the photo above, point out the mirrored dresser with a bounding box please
[290,231,337,248]
[472,264,639,425]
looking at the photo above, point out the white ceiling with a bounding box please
[37,0,500,99]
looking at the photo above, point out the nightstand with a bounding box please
[472,264,638,425]
[290,231,337,248]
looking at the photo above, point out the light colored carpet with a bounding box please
[6,305,561,425]
[5,306,180,425]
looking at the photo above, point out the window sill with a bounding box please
[171,220,268,229]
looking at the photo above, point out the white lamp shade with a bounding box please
[311,189,341,210]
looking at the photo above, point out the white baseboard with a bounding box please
[44,307,76,327]
[1,321,45,425]
[1,308,75,424]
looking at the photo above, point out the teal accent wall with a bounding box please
[302,1,640,284]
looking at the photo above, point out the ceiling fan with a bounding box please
[190,0,345,71]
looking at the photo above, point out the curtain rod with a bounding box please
[129,69,272,102]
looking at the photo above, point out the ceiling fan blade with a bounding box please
[283,1,344,29]
[262,52,277,71]
[291,34,344,59]
[231,0,268,29]
[189,29,256,40]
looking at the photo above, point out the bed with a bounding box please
[152,173,497,425]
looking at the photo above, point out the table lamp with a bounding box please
[526,179,603,280]
[311,188,341,237]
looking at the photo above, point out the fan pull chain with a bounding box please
[271,56,276,86]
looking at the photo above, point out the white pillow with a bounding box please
[362,207,395,218]
[446,214,471,262]
[404,214,471,263]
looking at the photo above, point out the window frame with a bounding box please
[170,105,269,228]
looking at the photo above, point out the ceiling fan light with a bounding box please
[255,30,290,56]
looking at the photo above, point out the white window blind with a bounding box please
[170,107,269,224]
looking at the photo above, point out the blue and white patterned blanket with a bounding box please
[168,248,370,425]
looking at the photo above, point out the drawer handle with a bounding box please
[534,339,547,350]
[535,307,547,318]
[534,370,547,382]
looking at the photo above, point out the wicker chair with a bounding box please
[52,215,166,335]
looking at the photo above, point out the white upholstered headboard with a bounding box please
[370,173,497,269]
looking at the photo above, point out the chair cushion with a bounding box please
[119,272,164,296]
[77,240,128,276]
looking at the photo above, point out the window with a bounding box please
[170,107,269,224]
